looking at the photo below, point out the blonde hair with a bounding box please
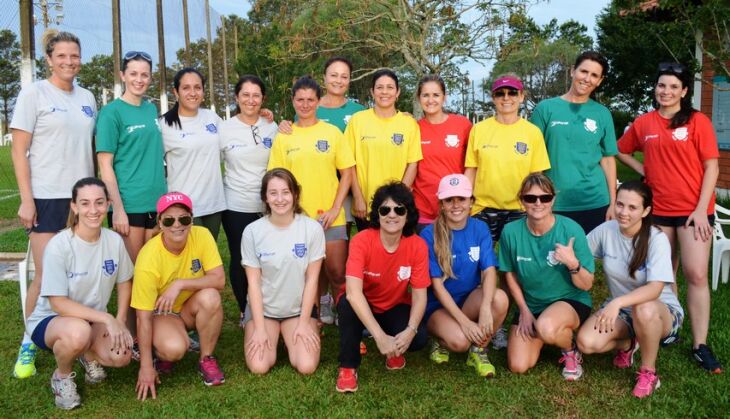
[42,29,80,57]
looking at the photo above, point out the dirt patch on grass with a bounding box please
[0,218,20,234]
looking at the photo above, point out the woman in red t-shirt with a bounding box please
[617,62,722,374]
[335,182,430,392]
[413,75,472,229]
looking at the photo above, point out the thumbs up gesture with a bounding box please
[553,237,579,270]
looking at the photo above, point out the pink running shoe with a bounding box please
[336,368,358,393]
[559,348,583,381]
[633,367,660,398]
[613,338,640,369]
[199,356,225,386]
[385,355,406,370]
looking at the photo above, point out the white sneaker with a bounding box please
[492,327,508,350]
[78,356,107,384]
[51,372,81,410]
[320,294,335,325]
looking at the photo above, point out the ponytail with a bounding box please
[432,209,456,280]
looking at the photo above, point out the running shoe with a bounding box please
[385,355,406,370]
[466,345,496,378]
[131,338,140,362]
[692,344,723,374]
[429,340,450,364]
[360,341,367,355]
[78,356,107,384]
[632,367,661,398]
[239,312,245,329]
[199,355,225,386]
[154,359,176,375]
[559,348,583,381]
[336,367,358,393]
[188,330,201,352]
[13,342,38,379]
[51,372,81,410]
[492,327,508,350]
[320,294,335,325]
[613,338,640,369]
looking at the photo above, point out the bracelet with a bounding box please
[406,324,418,335]
[568,262,581,274]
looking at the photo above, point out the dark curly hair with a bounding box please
[368,181,419,237]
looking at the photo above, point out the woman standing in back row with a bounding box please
[11,29,97,379]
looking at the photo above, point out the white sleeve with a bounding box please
[241,224,261,268]
[10,84,38,133]
[586,222,604,259]
[646,230,674,284]
[40,238,70,297]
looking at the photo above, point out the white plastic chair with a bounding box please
[712,204,730,291]
[18,242,35,322]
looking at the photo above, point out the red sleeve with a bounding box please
[408,236,431,289]
[617,118,642,154]
[345,231,368,280]
[693,113,720,161]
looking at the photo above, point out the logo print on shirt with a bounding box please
[81,106,94,118]
[293,243,307,258]
[397,266,411,281]
[50,106,68,113]
[445,134,459,147]
[191,259,202,273]
[263,137,273,149]
[316,139,330,152]
[126,124,145,134]
[550,121,569,127]
[514,141,528,155]
[468,247,480,263]
[392,133,404,146]
[672,127,688,141]
[344,115,352,125]
[584,118,598,133]
[103,259,116,276]
[643,134,659,142]
[546,250,559,267]
[205,123,218,134]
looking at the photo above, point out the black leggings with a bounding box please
[221,210,261,313]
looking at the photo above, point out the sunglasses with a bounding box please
[160,215,193,227]
[658,62,685,74]
[251,125,262,145]
[378,205,407,217]
[493,89,519,98]
[521,194,554,204]
[123,50,153,63]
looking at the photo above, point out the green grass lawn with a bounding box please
[1,147,728,416]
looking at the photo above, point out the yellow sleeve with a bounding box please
[334,128,355,169]
[267,133,287,171]
[406,118,422,163]
[196,227,224,271]
[131,248,160,311]
[465,123,479,168]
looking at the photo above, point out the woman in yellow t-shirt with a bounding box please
[268,76,355,303]
[344,69,422,230]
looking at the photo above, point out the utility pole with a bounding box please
[112,0,122,98]
[233,19,238,77]
[182,0,191,67]
[221,16,229,119]
[19,0,35,87]
[205,0,215,112]
[156,0,168,112]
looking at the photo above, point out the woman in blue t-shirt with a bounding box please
[419,174,508,378]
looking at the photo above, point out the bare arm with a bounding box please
[320,166,354,229]
[401,162,418,187]
[153,265,225,314]
[600,156,617,221]
[10,129,35,228]
[596,281,664,334]
[464,167,476,187]
[394,287,427,356]
[97,152,129,236]
[350,167,368,219]
[135,309,159,401]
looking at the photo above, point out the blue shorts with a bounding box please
[601,299,684,346]
[424,292,470,322]
[29,199,70,234]
[30,315,57,351]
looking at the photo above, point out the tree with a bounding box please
[489,14,593,111]
[0,30,21,136]
[77,54,114,108]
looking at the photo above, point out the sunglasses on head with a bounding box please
[521,194,554,204]
[493,89,519,98]
[123,50,153,63]
[658,62,685,74]
[378,205,407,217]
[160,215,192,227]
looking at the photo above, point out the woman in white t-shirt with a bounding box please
[241,168,325,375]
[10,29,97,379]
[577,181,684,399]
[219,75,279,323]
[25,177,134,410]
[160,68,225,239]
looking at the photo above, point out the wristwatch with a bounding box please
[568,262,581,274]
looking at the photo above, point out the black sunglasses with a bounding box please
[658,62,685,74]
[123,50,153,64]
[521,194,554,204]
[378,205,407,217]
[493,89,519,98]
[160,215,193,227]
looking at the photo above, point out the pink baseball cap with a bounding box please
[156,192,193,215]
[491,76,523,92]
[437,174,473,200]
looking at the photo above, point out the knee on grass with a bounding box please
[154,339,188,362]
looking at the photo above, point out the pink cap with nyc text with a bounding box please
[156,192,193,215]
[437,174,473,200]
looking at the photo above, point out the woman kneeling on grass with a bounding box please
[419,174,508,377]
[577,181,684,398]
[242,168,325,375]
[336,182,430,393]
[25,177,134,410]
[499,173,595,381]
